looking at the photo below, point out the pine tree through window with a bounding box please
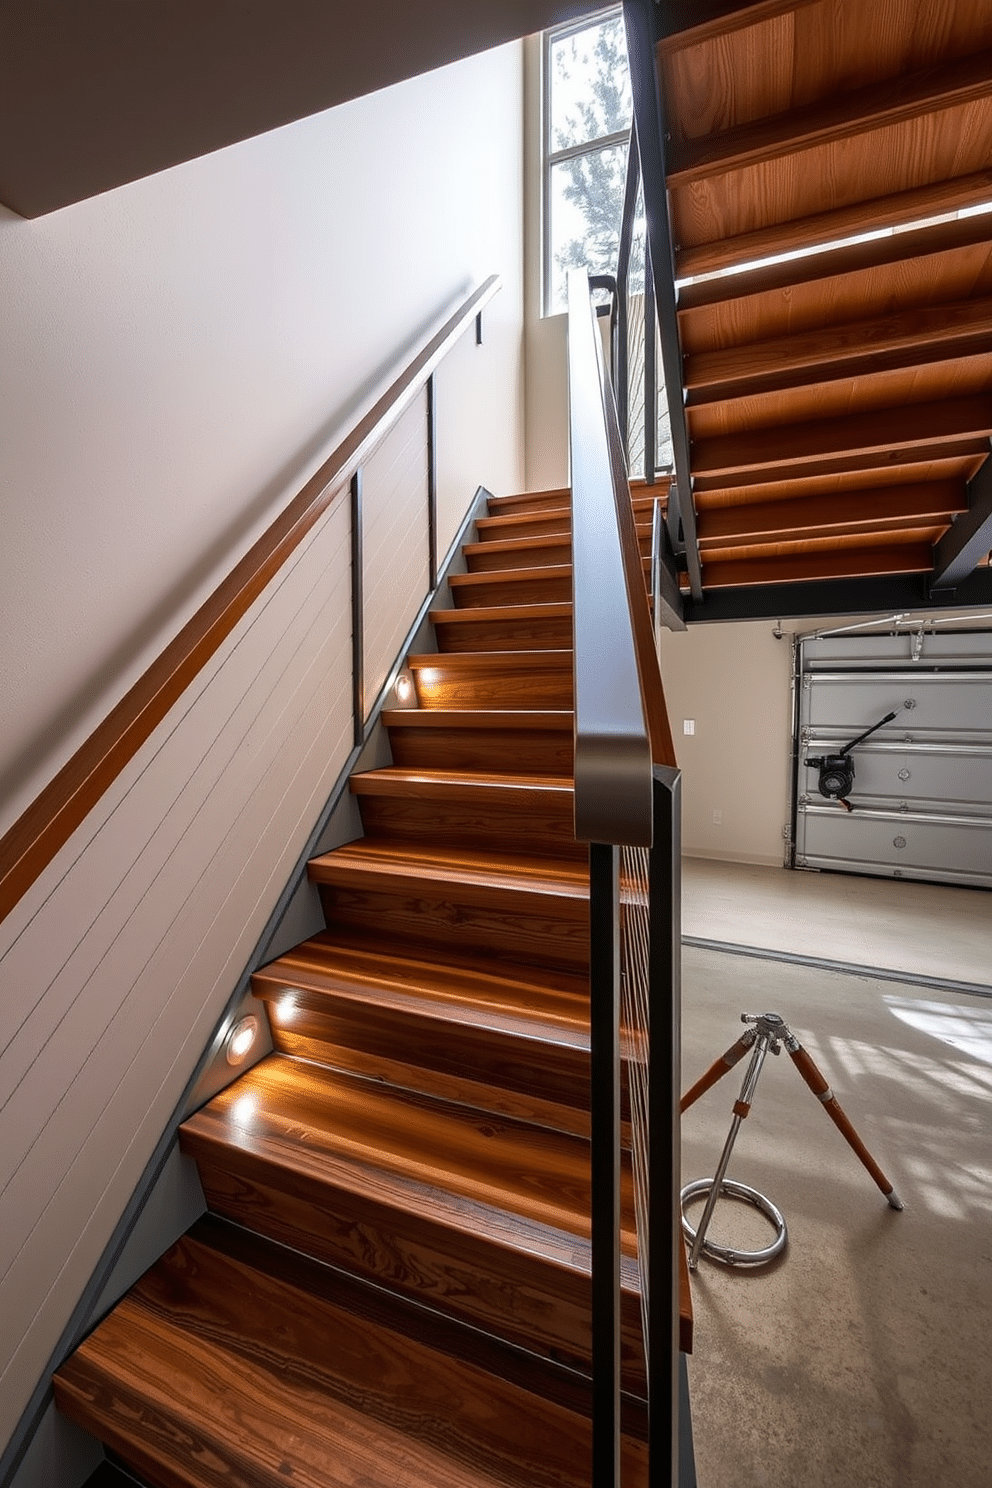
[544,7,633,314]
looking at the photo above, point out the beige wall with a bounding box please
[659,618,796,867]
[0,42,525,1453]
[0,45,525,842]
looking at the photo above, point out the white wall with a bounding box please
[0,42,525,1455]
[0,44,525,841]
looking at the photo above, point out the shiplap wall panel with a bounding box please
[1,500,345,1155]
[362,394,430,710]
[0,495,354,1445]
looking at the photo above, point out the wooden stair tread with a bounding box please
[55,1220,644,1488]
[181,1055,636,1253]
[308,838,589,898]
[350,766,574,802]
[253,932,588,1039]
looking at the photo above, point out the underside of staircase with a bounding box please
[52,486,688,1488]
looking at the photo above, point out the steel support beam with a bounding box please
[684,568,992,624]
[931,450,992,589]
[623,0,704,601]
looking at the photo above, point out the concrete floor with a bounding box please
[679,859,992,1488]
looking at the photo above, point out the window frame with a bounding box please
[542,4,632,317]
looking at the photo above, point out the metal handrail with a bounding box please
[568,265,683,1488]
[0,275,501,927]
[568,268,675,851]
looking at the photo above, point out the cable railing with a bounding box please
[567,266,683,1487]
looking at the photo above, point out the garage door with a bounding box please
[793,630,992,889]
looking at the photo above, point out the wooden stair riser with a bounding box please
[475,511,571,542]
[448,568,572,608]
[182,1138,647,1397]
[407,656,573,711]
[251,938,609,1136]
[486,488,571,517]
[464,538,572,573]
[430,606,573,654]
[315,876,589,972]
[383,712,574,774]
[353,792,585,861]
[257,987,593,1134]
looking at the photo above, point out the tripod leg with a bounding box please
[788,1045,903,1210]
[687,1035,771,1269]
[680,1031,756,1114]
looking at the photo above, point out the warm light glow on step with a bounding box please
[275,993,298,1024]
[225,1015,260,1065]
[393,670,416,706]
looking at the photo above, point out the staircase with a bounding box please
[52,485,686,1488]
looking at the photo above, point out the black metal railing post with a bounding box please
[648,765,683,1484]
[350,468,364,746]
[590,842,623,1488]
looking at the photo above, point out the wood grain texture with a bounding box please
[430,603,573,653]
[179,1057,647,1390]
[667,48,992,186]
[695,480,966,547]
[350,766,584,859]
[677,211,992,332]
[407,650,574,710]
[448,567,573,609]
[486,489,571,516]
[384,708,575,774]
[684,296,992,400]
[55,1221,649,1488]
[675,170,992,279]
[310,841,591,973]
[464,535,572,572]
[254,940,595,1133]
[692,395,992,477]
[701,540,933,587]
[475,511,571,542]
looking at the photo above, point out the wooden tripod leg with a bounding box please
[788,1045,903,1210]
[681,1034,755,1114]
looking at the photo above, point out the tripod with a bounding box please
[680,1012,903,1270]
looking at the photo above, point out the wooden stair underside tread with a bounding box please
[55,1220,648,1488]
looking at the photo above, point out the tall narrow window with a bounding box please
[544,6,632,315]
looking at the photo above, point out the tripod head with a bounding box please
[804,708,900,804]
[741,1011,799,1053]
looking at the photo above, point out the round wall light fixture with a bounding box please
[225,1014,260,1066]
